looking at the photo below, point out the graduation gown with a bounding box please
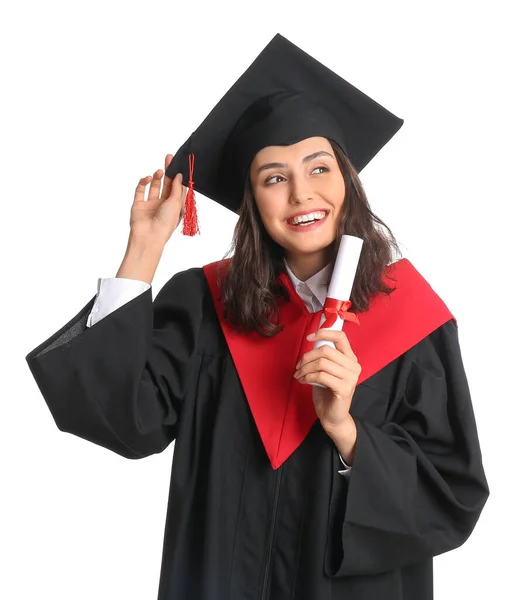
[25,259,489,600]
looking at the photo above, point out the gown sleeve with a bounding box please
[87,277,151,327]
[324,319,489,577]
[25,268,205,459]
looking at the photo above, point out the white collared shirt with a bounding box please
[87,265,351,476]
[283,258,331,313]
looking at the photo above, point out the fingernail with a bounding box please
[306,333,315,341]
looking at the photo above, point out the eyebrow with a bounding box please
[255,150,334,175]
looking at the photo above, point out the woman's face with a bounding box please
[249,136,345,260]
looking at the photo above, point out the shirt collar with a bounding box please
[283,258,332,306]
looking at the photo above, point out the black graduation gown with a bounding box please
[25,267,489,600]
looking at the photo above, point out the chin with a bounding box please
[286,237,336,255]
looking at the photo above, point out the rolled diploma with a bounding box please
[311,234,363,388]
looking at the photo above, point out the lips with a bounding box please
[286,209,329,225]
[284,210,329,232]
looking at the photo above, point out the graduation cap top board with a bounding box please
[165,33,404,233]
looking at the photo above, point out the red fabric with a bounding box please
[203,258,456,469]
[182,153,200,236]
[321,298,360,328]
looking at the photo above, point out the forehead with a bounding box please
[252,136,334,164]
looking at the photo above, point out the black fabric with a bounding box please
[25,268,489,600]
[222,91,349,204]
[164,34,404,213]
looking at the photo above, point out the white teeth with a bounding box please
[289,211,326,225]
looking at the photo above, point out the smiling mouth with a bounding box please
[286,210,329,226]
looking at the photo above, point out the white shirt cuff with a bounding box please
[87,277,151,327]
[337,452,352,476]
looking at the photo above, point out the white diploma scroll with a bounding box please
[311,234,363,388]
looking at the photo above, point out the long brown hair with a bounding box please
[218,139,402,337]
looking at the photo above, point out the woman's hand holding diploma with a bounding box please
[294,328,361,463]
[293,234,364,464]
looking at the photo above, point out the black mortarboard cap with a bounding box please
[166,33,404,231]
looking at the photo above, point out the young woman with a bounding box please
[25,34,489,600]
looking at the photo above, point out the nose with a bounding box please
[289,172,314,205]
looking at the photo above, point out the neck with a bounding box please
[285,248,334,281]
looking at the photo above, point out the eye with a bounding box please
[312,166,330,175]
[265,174,285,185]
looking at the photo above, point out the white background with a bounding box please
[2,0,520,598]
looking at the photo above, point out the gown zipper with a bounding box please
[259,465,283,600]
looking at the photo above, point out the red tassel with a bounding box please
[182,153,200,236]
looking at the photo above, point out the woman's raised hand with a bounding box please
[129,154,187,246]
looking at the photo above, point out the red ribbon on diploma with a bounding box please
[320,297,360,328]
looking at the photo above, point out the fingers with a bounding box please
[160,154,187,203]
[295,355,348,381]
[160,154,175,200]
[297,369,346,393]
[307,329,357,360]
[179,185,188,219]
[147,169,164,204]
[295,331,361,381]
[296,343,349,371]
[167,170,184,202]
[160,153,185,205]
[134,175,152,204]
[157,170,185,226]
[134,154,183,205]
